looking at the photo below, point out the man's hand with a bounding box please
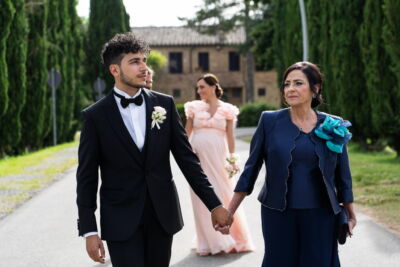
[86,235,105,263]
[211,206,233,234]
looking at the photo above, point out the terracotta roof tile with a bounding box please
[131,26,245,46]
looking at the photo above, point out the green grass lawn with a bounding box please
[0,142,78,176]
[0,141,78,217]
[349,144,400,233]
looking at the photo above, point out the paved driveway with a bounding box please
[0,138,399,266]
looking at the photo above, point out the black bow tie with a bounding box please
[113,91,143,108]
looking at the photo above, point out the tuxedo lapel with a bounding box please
[104,92,144,165]
[142,89,159,164]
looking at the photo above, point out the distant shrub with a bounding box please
[238,102,277,127]
[176,103,186,125]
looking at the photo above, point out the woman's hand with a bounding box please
[348,217,357,237]
[231,163,240,174]
[343,202,357,237]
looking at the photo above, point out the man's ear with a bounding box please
[109,64,119,77]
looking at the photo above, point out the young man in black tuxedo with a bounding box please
[76,33,233,267]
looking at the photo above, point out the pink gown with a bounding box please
[184,100,255,255]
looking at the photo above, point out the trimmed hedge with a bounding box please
[238,102,277,127]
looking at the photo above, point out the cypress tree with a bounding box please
[22,1,48,150]
[271,0,288,86]
[329,0,368,141]
[307,0,325,65]
[282,1,302,68]
[251,1,274,71]
[319,1,334,114]
[359,0,397,147]
[42,0,61,145]
[86,0,130,98]
[64,0,82,141]
[272,0,302,89]
[57,0,72,142]
[382,0,400,154]
[0,0,28,155]
[0,0,15,118]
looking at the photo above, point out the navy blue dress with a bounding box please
[261,131,340,267]
[287,131,330,209]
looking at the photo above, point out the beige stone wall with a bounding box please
[254,70,282,107]
[150,45,281,108]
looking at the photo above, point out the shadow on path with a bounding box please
[171,250,250,267]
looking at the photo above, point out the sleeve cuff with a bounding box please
[83,232,98,238]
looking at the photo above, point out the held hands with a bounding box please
[211,206,233,235]
[86,235,105,263]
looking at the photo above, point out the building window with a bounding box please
[232,88,242,98]
[169,52,183,73]
[229,52,240,71]
[198,52,209,72]
[258,88,266,96]
[172,88,181,98]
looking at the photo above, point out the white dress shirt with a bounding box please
[83,87,147,238]
[113,87,146,150]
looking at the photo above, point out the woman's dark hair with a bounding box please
[101,32,150,68]
[280,61,324,108]
[198,73,223,98]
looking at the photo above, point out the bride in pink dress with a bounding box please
[184,73,255,256]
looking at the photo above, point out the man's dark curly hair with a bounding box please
[101,32,150,68]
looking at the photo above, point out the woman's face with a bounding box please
[283,70,314,108]
[196,79,216,100]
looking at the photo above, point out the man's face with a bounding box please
[112,52,148,89]
[145,73,153,89]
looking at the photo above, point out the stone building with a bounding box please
[132,26,281,107]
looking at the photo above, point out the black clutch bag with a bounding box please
[337,206,349,245]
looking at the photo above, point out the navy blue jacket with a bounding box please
[235,108,353,215]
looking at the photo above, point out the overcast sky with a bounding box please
[77,0,204,27]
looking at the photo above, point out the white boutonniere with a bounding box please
[151,106,167,129]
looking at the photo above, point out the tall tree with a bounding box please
[180,0,258,102]
[270,0,287,87]
[57,0,72,142]
[251,1,274,71]
[65,0,84,140]
[86,0,130,98]
[71,28,89,140]
[0,0,15,118]
[42,0,61,144]
[309,0,333,114]
[0,0,28,155]
[22,0,48,150]
[306,0,325,65]
[359,0,397,147]
[382,0,400,154]
[328,0,368,141]
[271,0,302,89]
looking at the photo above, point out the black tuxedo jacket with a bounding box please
[76,89,221,241]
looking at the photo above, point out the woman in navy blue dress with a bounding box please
[227,62,357,266]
